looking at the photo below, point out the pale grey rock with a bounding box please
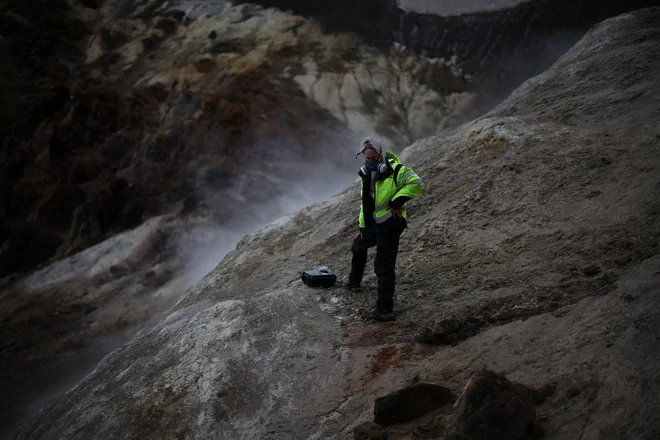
[18,290,350,440]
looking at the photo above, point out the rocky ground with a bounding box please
[10,6,660,440]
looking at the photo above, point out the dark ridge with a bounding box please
[240,0,660,92]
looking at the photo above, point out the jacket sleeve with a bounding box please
[358,186,366,229]
[390,165,423,208]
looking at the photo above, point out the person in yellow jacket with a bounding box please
[347,138,424,321]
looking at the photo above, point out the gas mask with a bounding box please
[359,158,389,177]
[364,158,382,173]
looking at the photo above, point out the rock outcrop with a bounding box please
[14,6,660,440]
[445,370,538,440]
[0,0,477,279]
[243,0,660,91]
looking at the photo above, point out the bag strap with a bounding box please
[392,163,403,188]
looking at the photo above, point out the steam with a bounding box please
[174,128,367,290]
[1,67,377,440]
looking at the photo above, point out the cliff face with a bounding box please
[14,7,660,440]
[0,0,478,279]
[243,0,660,90]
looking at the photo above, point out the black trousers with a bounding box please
[348,220,406,313]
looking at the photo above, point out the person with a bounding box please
[347,137,424,321]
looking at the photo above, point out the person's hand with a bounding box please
[355,230,363,239]
[391,208,403,218]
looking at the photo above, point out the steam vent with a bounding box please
[1,1,659,439]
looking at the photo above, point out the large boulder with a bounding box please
[445,370,537,440]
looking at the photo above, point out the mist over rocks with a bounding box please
[14,6,660,440]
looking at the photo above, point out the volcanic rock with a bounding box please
[445,370,536,440]
[11,7,660,440]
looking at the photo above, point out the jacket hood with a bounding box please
[385,151,401,164]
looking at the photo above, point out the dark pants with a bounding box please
[348,220,406,313]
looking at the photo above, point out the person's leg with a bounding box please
[373,226,404,313]
[348,229,377,288]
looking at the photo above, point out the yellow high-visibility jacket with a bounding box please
[359,151,424,229]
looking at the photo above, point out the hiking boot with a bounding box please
[345,283,363,293]
[360,308,395,321]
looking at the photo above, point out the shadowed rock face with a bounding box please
[13,7,660,440]
[242,0,660,91]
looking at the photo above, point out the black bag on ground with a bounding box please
[302,266,337,288]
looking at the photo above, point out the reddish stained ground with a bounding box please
[367,346,399,381]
